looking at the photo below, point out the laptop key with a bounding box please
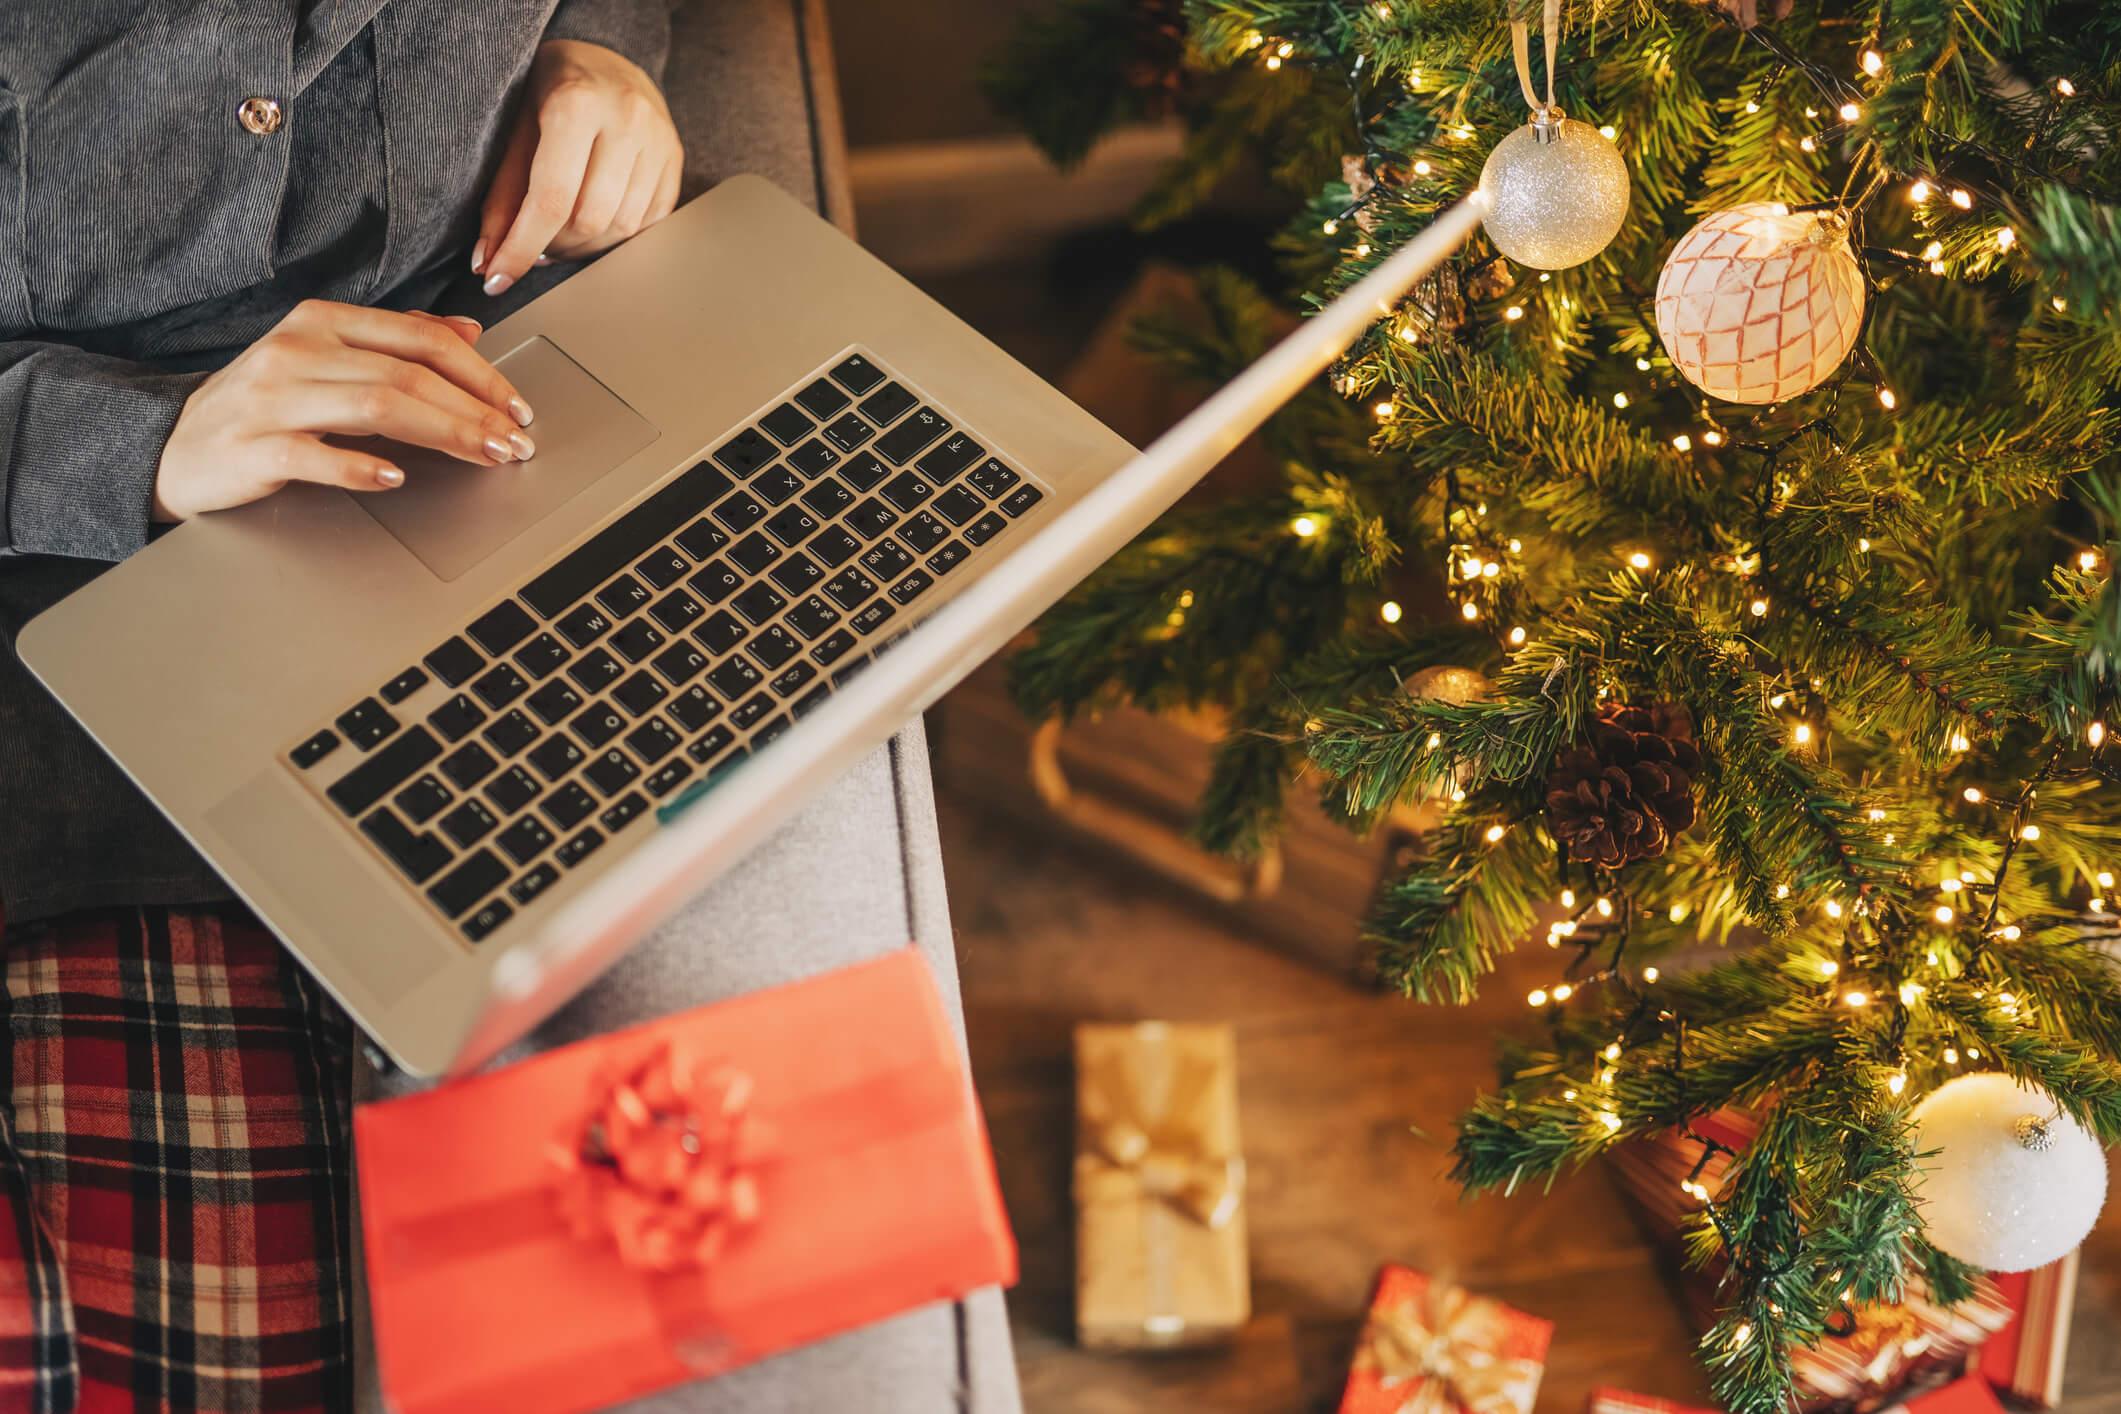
[509,862,562,906]
[794,684,831,718]
[556,826,605,868]
[771,661,817,697]
[613,669,668,716]
[485,764,541,814]
[439,741,499,791]
[764,505,819,548]
[596,574,650,619]
[927,540,971,576]
[427,694,486,743]
[599,791,649,833]
[706,656,761,700]
[292,729,340,769]
[518,459,735,617]
[526,678,582,725]
[609,619,665,663]
[889,570,935,605]
[968,458,1021,498]
[471,663,529,710]
[482,709,539,758]
[899,511,949,554]
[808,525,863,567]
[361,808,452,885]
[795,377,850,419]
[514,633,571,680]
[824,412,875,452]
[380,667,428,705]
[753,465,804,506]
[335,698,398,751]
[555,603,612,648]
[858,381,916,425]
[881,471,935,513]
[461,897,514,941]
[963,510,1009,546]
[584,748,641,797]
[730,693,774,730]
[541,781,598,830]
[498,816,554,866]
[731,582,785,626]
[428,849,509,919]
[393,774,453,825]
[840,452,890,492]
[422,636,484,687]
[787,439,839,477]
[801,478,855,518]
[624,717,682,765]
[847,499,897,538]
[770,553,824,594]
[651,641,708,685]
[688,559,744,603]
[746,625,800,671]
[759,402,815,446]
[860,539,913,579]
[710,428,777,478]
[851,601,897,635]
[567,646,625,691]
[823,567,877,610]
[712,490,766,532]
[527,734,583,782]
[1002,484,1046,516]
[327,727,441,816]
[440,798,499,848]
[645,759,695,798]
[932,485,985,526]
[674,518,727,561]
[634,547,691,590]
[692,610,747,655]
[687,725,737,765]
[916,433,982,482]
[810,628,858,666]
[875,408,948,465]
[467,601,537,655]
[571,703,628,749]
[646,589,704,633]
[668,685,723,733]
[828,353,885,394]
[786,595,839,640]
[728,533,782,575]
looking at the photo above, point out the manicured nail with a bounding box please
[534,253,552,267]
[508,431,536,460]
[376,466,404,488]
[471,239,487,273]
[508,396,534,427]
[484,436,516,463]
[482,271,514,297]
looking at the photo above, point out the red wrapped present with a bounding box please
[1880,1374,2007,1414]
[357,949,1017,1414]
[1587,1390,1718,1414]
[1976,1252,2078,1406]
[1337,1265,1552,1414]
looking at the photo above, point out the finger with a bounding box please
[609,150,661,240]
[474,118,538,279]
[306,346,524,452]
[277,381,530,467]
[275,436,409,493]
[485,112,597,296]
[316,304,533,426]
[552,136,640,254]
[646,152,682,227]
[405,310,484,347]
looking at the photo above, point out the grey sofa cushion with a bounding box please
[352,4,1021,1410]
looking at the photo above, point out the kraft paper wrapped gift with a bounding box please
[1073,1020,1249,1347]
[357,949,1017,1414]
[1338,1265,1552,1414]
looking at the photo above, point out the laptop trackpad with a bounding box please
[352,335,659,581]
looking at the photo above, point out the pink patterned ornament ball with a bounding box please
[1654,203,1865,405]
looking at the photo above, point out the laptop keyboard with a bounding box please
[282,350,1047,944]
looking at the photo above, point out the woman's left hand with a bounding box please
[473,39,683,298]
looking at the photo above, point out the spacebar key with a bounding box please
[520,460,735,617]
[326,727,441,816]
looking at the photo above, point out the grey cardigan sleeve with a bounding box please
[542,0,675,80]
[0,341,204,561]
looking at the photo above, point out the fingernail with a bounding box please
[446,315,483,334]
[484,436,516,463]
[377,466,404,488]
[534,253,552,267]
[508,431,536,460]
[483,272,514,297]
[508,396,534,427]
[471,239,488,273]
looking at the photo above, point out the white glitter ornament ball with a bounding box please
[1478,116,1630,270]
[1655,202,1865,404]
[1909,1073,2107,1272]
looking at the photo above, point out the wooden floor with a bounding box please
[934,784,2121,1412]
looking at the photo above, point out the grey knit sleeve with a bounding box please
[0,342,204,561]
[543,0,675,81]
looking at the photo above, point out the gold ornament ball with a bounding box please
[1478,117,1630,271]
[1401,665,1494,704]
[1655,202,1866,405]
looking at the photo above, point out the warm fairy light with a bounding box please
[1636,357,1653,371]
[2058,77,2078,97]
[1844,990,1870,1008]
[1857,536,1872,552]
[1292,515,1318,537]
[1426,732,1442,749]
[1275,40,1294,56]
[1878,387,1898,410]
[1944,1046,1960,1064]
[1949,188,1973,209]
[1922,241,1945,261]
[1552,982,1574,1001]
[1775,883,1791,899]
[1867,807,1887,822]
[2000,925,2021,942]
[1508,626,1527,645]
[1596,895,1614,917]
[1968,1046,1982,1058]
[1508,538,1523,554]
[1561,889,1577,908]
[1744,100,1760,114]
[1613,392,1630,409]
[1703,430,1724,446]
[1938,876,1961,893]
[1838,102,1862,121]
[1528,988,1549,1006]
[1935,905,1956,924]
[1413,159,1432,176]
[1949,730,1971,752]
[1823,900,1843,920]
[2090,720,2107,747]
[1805,107,1818,118]
[1861,49,1884,75]
[1481,562,1499,579]
[1909,179,1933,203]
[1820,958,1841,976]
[1793,722,1814,746]
[1354,242,1371,258]
[2079,550,2100,571]
[1673,433,1693,451]
[1322,218,1338,234]
[2022,824,2042,841]
[2092,897,2107,912]
[1963,787,1983,803]
[1732,1322,1753,1348]
[1599,1111,1623,1132]
[1374,400,1396,420]
[1996,227,2016,250]
[1461,557,1485,578]
[1900,981,1924,1004]
[1750,597,1769,617]
[1461,601,1481,621]
[1380,600,1403,624]
[2055,296,2070,312]
[1504,304,1525,322]
[1800,136,1818,153]
[1887,1070,1907,1095]
[1265,53,1283,69]
[2100,870,2115,889]
[1644,966,1660,983]
[1628,550,1652,569]
[1484,823,1507,842]
[1769,692,1787,708]
[1603,1042,1622,1061]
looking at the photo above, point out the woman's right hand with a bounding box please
[151,299,537,522]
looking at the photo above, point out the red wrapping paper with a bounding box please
[1337,1264,1552,1414]
[357,949,1017,1414]
[1976,1252,2077,1406]
[1587,1390,1718,1414]
[1881,1375,2008,1414]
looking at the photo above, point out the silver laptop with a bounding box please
[20,175,1482,1076]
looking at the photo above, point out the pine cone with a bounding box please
[1543,703,1701,867]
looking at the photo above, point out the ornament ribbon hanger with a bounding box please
[1510,0,1565,141]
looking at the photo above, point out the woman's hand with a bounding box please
[473,39,683,298]
[151,301,535,522]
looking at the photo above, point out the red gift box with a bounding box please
[1881,1375,2008,1414]
[1587,1390,1718,1414]
[357,949,1017,1414]
[1976,1252,2077,1406]
[1338,1265,1552,1414]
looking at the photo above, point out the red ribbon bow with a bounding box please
[549,1042,776,1273]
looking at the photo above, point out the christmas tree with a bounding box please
[988,1,2121,1407]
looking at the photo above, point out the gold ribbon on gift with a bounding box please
[1355,1283,1544,1414]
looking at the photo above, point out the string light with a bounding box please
[1380,600,1403,624]
[1644,966,1660,983]
[1799,136,1818,153]
[1613,392,1630,409]
[1528,988,1549,1006]
[1504,304,1525,321]
[1823,900,1843,920]
[2090,720,2106,747]
[1627,550,1652,569]
[2100,871,2115,889]
[1508,626,1527,645]
[2021,824,2042,841]
[1461,601,1480,621]
[1484,823,1507,842]
[1963,787,1983,803]
[1819,958,1840,976]
[1291,515,1318,537]
[1996,227,2016,250]
[1861,49,1883,75]
[1949,730,1971,752]
[2058,77,2077,97]
[1599,1111,1622,1131]
[1944,1047,1960,1064]
[1750,597,1769,617]
[1844,990,1869,1007]
[1702,430,1724,447]
[1673,433,1693,451]
[1598,124,1617,140]
[1900,981,1924,1005]
[1744,100,1760,114]
[1412,159,1432,176]
[1887,1070,1907,1095]
[1949,188,1973,209]
[1878,387,1898,410]
[1322,218,1338,235]
[1596,895,1614,917]
[1374,400,1396,420]
[1603,1042,1622,1060]
[1935,904,1956,924]
[1793,722,1814,746]
[2000,926,2021,942]
[2079,549,2100,572]
[1775,883,1791,899]
[1838,102,1861,121]
[1552,982,1574,1001]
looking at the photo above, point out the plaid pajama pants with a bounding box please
[0,907,352,1414]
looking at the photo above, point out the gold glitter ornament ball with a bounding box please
[1909,1073,2107,1272]
[1655,202,1866,404]
[1477,116,1630,270]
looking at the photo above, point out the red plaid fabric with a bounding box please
[0,906,352,1414]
